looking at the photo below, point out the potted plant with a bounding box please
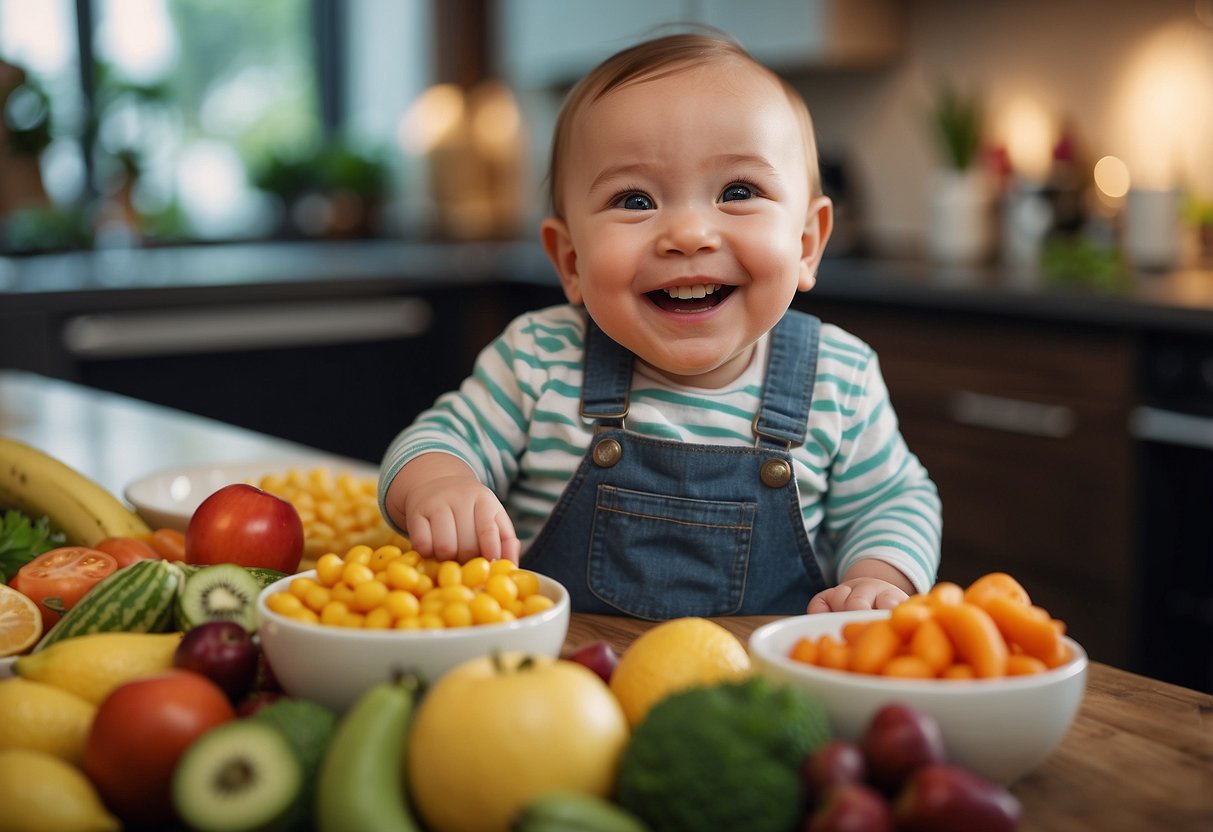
[925,82,992,267]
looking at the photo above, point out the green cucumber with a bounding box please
[36,558,183,651]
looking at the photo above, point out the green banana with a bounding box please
[314,674,423,832]
[0,436,151,545]
[511,792,651,832]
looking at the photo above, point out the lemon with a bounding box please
[609,617,752,727]
[0,748,119,832]
[0,677,97,765]
[0,583,42,657]
[15,631,182,704]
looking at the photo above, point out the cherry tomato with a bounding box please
[144,528,187,561]
[11,546,118,627]
[84,669,235,826]
[93,536,160,569]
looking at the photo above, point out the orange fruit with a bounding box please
[0,585,42,658]
[608,617,751,727]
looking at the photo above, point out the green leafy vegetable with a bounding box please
[0,510,66,582]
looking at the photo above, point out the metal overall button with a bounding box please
[760,457,791,488]
[592,437,622,467]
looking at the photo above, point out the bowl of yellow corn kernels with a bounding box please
[256,543,570,712]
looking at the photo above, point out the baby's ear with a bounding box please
[798,196,834,291]
[540,217,583,305]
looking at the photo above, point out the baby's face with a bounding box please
[549,60,827,389]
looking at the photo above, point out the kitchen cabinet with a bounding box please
[801,299,1137,668]
[497,0,903,88]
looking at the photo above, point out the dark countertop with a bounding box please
[3,239,1213,335]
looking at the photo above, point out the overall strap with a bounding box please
[579,316,632,426]
[754,310,822,449]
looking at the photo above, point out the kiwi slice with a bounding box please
[176,563,262,632]
[172,720,302,832]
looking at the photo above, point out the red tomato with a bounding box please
[185,483,304,573]
[84,669,236,826]
[145,528,187,561]
[93,536,160,568]
[11,546,118,627]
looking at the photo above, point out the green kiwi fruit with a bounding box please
[175,563,262,632]
[172,720,302,832]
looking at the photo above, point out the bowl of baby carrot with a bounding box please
[748,573,1087,784]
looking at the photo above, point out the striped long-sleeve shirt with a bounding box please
[380,304,941,592]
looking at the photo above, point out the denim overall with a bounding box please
[521,310,827,619]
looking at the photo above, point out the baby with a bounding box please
[380,32,941,617]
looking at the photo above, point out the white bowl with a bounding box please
[124,457,379,531]
[749,609,1088,784]
[256,570,571,712]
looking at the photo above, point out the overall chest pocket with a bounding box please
[587,485,756,619]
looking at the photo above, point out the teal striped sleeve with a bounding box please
[824,349,942,593]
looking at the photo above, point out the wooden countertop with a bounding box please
[567,614,1213,832]
[4,369,1211,830]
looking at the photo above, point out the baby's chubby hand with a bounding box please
[400,475,520,565]
[807,577,909,614]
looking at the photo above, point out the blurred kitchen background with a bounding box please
[3,0,1213,691]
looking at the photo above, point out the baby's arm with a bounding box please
[385,453,520,564]
[806,558,914,614]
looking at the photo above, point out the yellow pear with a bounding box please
[15,631,182,705]
[0,748,120,832]
[0,677,97,765]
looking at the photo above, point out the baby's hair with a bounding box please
[545,27,822,217]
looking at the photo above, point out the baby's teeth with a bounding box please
[664,283,720,299]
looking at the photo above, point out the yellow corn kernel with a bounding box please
[461,557,491,588]
[418,612,445,630]
[384,590,420,620]
[364,607,393,630]
[320,600,349,625]
[486,573,519,606]
[439,585,475,604]
[521,594,554,616]
[512,570,540,599]
[385,562,420,592]
[339,611,366,628]
[315,553,345,586]
[266,592,304,617]
[303,585,332,612]
[288,576,319,599]
[436,560,462,588]
[341,562,375,587]
[469,593,504,625]
[419,558,441,579]
[288,607,320,625]
[442,602,473,628]
[351,580,390,612]
[394,616,422,631]
[401,549,422,566]
[420,596,446,617]
[344,544,375,566]
[489,558,517,576]
[413,574,434,595]
[369,545,403,571]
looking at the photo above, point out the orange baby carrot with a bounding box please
[934,602,1008,678]
[1005,654,1048,676]
[817,634,851,671]
[964,571,1031,609]
[882,655,935,679]
[909,617,955,674]
[789,636,818,666]
[928,581,965,606]
[941,662,976,680]
[849,620,901,675]
[890,598,934,638]
[983,595,1062,663]
[842,620,872,644]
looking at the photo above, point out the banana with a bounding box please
[315,674,424,832]
[511,792,651,832]
[0,436,151,546]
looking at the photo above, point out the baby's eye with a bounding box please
[612,191,654,210]
[720,183,754,202]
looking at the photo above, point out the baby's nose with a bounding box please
[656,206,721,255]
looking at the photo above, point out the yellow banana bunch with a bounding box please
[0,436,151,546]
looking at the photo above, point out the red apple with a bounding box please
[173,620,259,702]
[185,483,304,572]
[802,739,867,799]
[894,763,1021,832]
[804,783,893,832]
[860,703,947,794]
[566,639,620,684]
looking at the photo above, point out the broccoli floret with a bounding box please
[615,676,830,832]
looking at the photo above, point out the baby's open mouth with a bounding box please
[647,283,734,313]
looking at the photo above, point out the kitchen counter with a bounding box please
[3,240,1213,334]
[2,369,1211,831]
